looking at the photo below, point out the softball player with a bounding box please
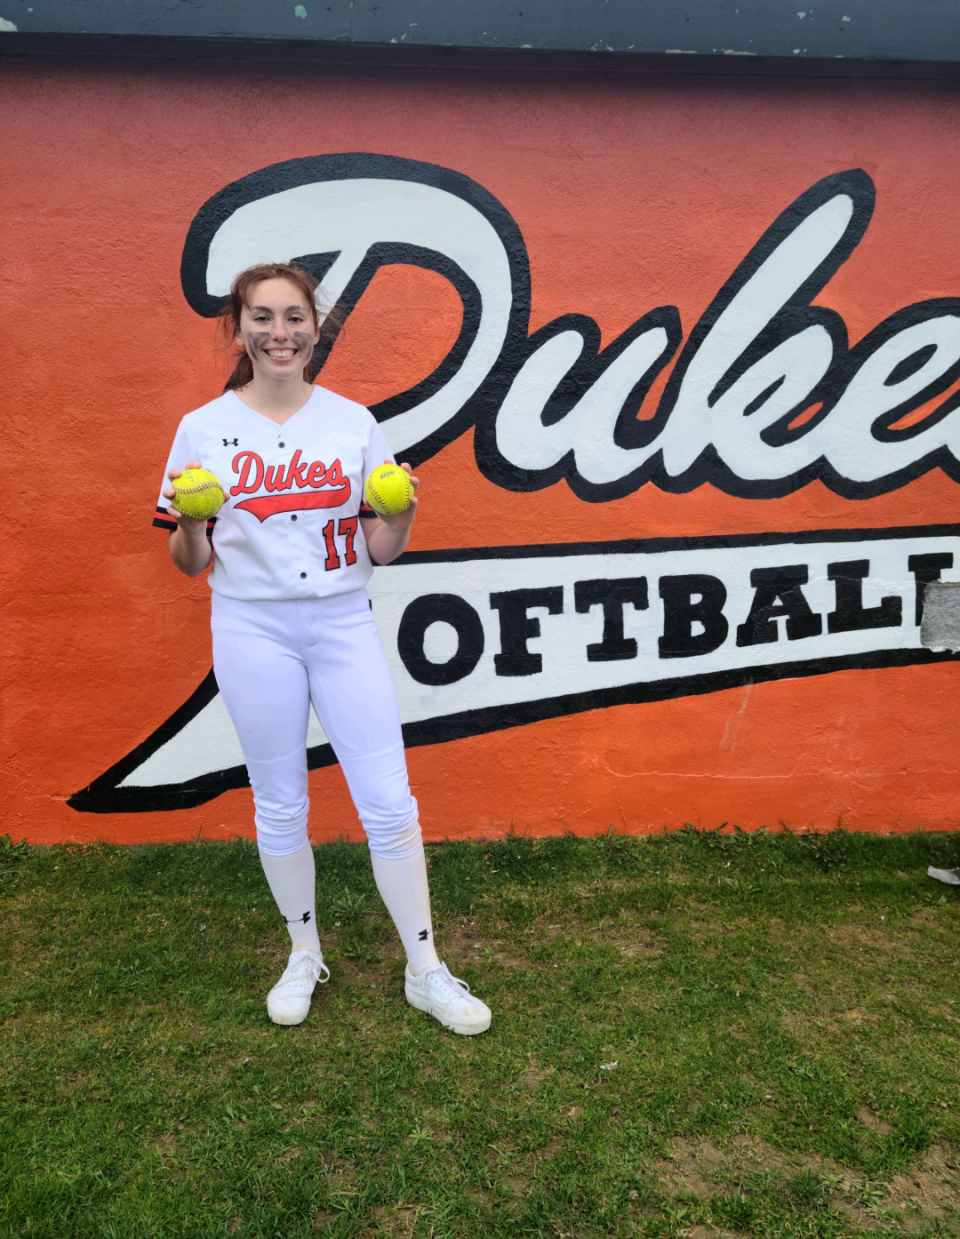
[154,261,491,1035]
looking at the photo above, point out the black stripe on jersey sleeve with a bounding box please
[153,506,216,537]
[153,505,177,531]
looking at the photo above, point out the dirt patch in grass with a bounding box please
[536,910,666,953]
[830,923,918,959]
[727,1132,788,1173]
[491,952,529,971]
[657,1137,726,1197]
[537,1137,562,1161]
[789,1155,880,1233]
[841,1008,878,1026]
[780,1006,881,1038]
[441,920,486,952]
[372,1203,420,1234]
[905,907,941,930]
[441,927,528,970]
[542,919,668,961]
[604,928,665,958]
[886,1143,960,1224]
[520,1056,555,1090]
[857,1105,892,1135]
[657,1134,960,1232]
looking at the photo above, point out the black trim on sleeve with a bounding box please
[153,505,217,536]
[153,506,177,531]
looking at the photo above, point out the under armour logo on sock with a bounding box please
[284,911,312,925]
[223,437,239,446]
[418,929,429,941]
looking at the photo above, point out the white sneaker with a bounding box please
[266,949,330,1026]
[404,962,491,1035]
[928,866,960,886]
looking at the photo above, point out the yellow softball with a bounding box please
[170,468,225,521]
[364,464,413,517]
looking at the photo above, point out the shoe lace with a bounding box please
[285,950,330,985]
[426,963,471,1001]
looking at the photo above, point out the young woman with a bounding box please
[154,262,491,1035]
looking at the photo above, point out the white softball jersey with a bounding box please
[154,386,393,601]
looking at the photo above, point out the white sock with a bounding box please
[258,841,321,954]
[369,844,441,975]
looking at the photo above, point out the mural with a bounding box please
[6,62,960,843]
[71,156,960,814]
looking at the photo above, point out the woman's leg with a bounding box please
[368,821,440,976]
[211,595,320,956]
[300,592,441,974]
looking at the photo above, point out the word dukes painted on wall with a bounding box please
[180,154,960,500]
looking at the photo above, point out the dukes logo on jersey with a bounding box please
[229,449,351,521]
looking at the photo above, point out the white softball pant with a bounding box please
[211,589,420,859]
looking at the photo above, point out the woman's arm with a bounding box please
[163,461,214,577]
[169,521,214,577]
[362,462,419,566]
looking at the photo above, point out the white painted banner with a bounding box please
[75,524,960,811]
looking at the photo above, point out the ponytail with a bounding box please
[224,353,255,392]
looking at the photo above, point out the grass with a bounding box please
[2,826,960,1238]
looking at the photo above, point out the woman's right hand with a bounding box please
[164,461,214,578]
[163,461,207,534]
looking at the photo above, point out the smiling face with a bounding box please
[234,277,321,382]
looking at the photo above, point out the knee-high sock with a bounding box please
[369,844,441,975]
[258,841,321,954]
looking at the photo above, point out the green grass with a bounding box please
[2,827,960,1238]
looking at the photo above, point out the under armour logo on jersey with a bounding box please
[283,911,312,925]
[223,438,239,446]
[418,929,429,941]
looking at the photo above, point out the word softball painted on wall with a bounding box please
[72,154,960,813]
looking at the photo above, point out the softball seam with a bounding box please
[367,472,412,516]
[172,474,224,516]
[174,478,223,496]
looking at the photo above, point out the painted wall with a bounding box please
[5,55,960,846]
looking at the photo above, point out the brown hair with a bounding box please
[217,262,341,391]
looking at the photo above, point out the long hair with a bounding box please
[217,262,341,391]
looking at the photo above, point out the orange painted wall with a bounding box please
[3,55,960,845]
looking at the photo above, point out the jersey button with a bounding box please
[279,441,286,448]
[300,572,307,579]
[291,514,298,521]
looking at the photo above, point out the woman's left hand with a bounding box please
[376,461,419,533]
